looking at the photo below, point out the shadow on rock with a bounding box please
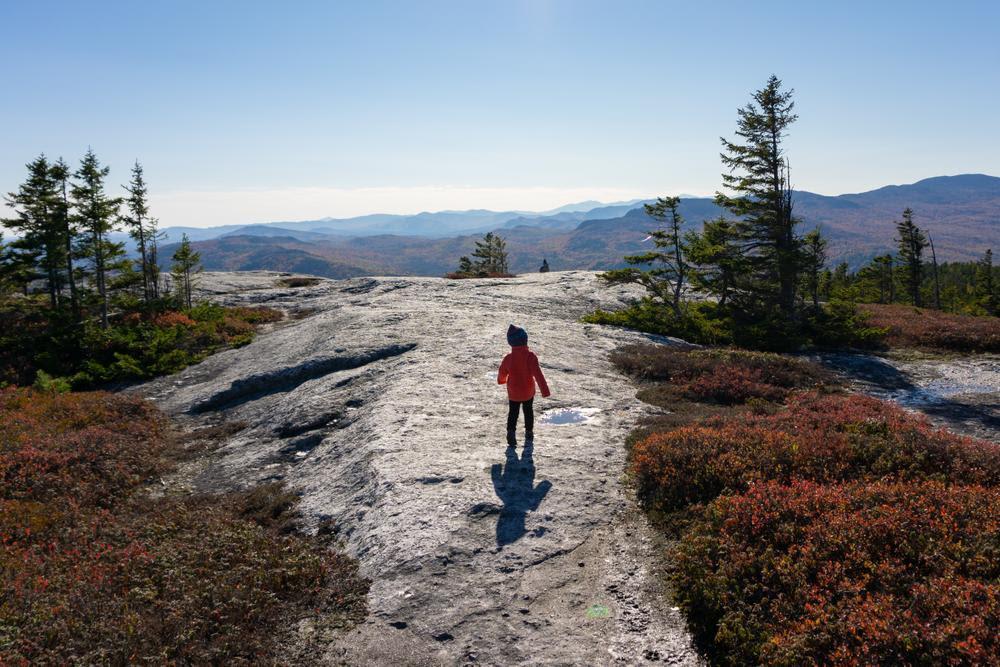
[917,397,1000,439]
[814,352,916,391]
[491,442,552,547]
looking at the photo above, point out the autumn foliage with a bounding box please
[0,388,367,663]
[612,344,830,405]
[675,480,1000,666]
[860,302,1000,352]
[632,392,1000,513]
[620,344,1000,665]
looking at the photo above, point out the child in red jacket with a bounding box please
[498,324,550,446]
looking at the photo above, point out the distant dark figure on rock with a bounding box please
[498,325,551,447]
[539,258,550,273]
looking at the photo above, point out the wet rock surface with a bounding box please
[137,270,702,666]
[814,351,1000,442]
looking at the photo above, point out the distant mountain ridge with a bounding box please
[157,174,999,276]
[157,200,651,243]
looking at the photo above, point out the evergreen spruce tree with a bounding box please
[3,155,67,309]
[928,234,942,309]
[894,208,927,307]
[0,236,39,297]
[50,158,81,320]
[818,268,833,302]
[0,232,12,296]
[602,196,688,316]
[470,232,509,275]
[715,75,802,316]
[122,161,157,304]
[170,233,201,309]
[875,255,894,303]
[801,228,827,309]
[976,248,996,315]
[831,262,851,300]
[72,149,124,328]
[456,255,474,276]
[685,216,746,308]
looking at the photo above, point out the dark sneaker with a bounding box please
[506,430,517,447]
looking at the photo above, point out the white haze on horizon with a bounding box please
[147,184,692,229]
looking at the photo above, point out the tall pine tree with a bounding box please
[50,158,81,321]
[122,161,160,303]
[601,196,689,316]
[72,149,123,328]
[976,248,996,315]
[686,216,746,308]
[0,232,11,295]
[801,228,827,309]
[170,233,201,309]
[470,232,509,275]
[3,155,67,310]
[927,233,942,310]
[894,208,927,307]
[715,75,802,316]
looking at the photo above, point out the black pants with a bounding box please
[507,399,534,434]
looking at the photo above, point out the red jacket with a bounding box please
[498,345,550,401]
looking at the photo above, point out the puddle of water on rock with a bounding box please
[539,407,600,425]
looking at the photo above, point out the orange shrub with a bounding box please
[152,311,196,328]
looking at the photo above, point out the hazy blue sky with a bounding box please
[2,0,998,227]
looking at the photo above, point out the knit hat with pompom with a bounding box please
[506,324,528,347]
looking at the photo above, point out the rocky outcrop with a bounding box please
[138,270,701,665]
[814,351,1000,442]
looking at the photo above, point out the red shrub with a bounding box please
[674,480,1000,666]
[612,344,831,405]
[682,365,789,404]
[1,498,366,664]
[632,392,1000,512]
[860,303,1000,352]
[0,387,368,663]
[0,388,167,507]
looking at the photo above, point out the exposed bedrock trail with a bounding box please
[138,271,702,666]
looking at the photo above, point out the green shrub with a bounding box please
[586,299,885,351]
[584,299,733,345]
[804,300,887,349]
[32,369,71,393]
[0,304,286,389]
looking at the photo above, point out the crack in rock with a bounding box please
[189,343,416,413]
[275,412,343,438]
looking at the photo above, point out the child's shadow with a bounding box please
[491,441,552,547]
